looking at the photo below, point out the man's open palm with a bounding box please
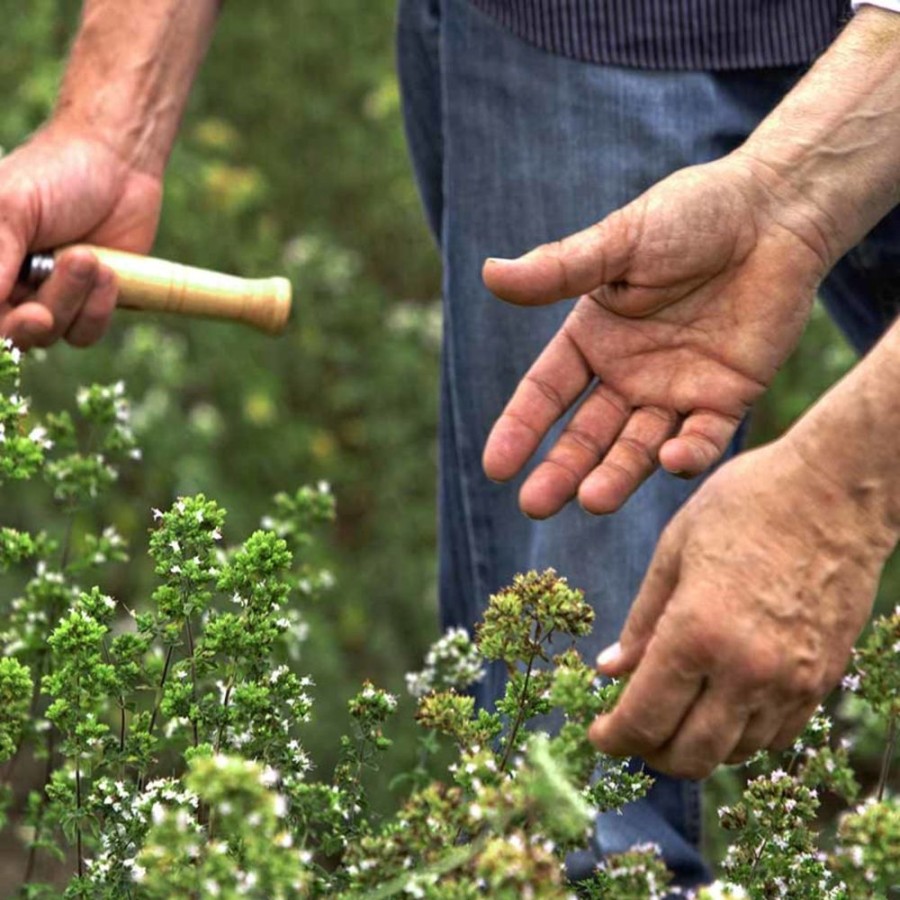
[482,154,835,517]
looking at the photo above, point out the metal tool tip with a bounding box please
[17,253,55,288]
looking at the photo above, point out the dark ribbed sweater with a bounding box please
[469,0,852,69]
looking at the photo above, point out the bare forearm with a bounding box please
[54,0,221,176]
[739,5,900,264]
[788,318,900,548]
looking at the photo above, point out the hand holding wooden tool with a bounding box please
[18,245,292,335]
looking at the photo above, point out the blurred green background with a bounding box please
[0,0,896,874]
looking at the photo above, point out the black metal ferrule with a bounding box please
[17,253,55,288]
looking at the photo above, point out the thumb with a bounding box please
[596,525,682,677]
[482,207,632,306]
[0,208,32,303]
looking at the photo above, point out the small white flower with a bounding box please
[260,766,280,787]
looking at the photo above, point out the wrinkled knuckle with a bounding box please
[617,710,666,751]
[678,621,722,672]
[524,372,566,414]
[558,427,601,461]
[732,646,781,689]
[547,239,574,296]
[593,383,630,418]
[616,435,656,471]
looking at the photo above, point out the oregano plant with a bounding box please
[0,337,896,899]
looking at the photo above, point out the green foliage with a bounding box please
[0,341,898,898]
[0,656,32,762]
[0,3,898,896]
[0,0,441,822]
[850,604,900,721]
[832,797,900,897]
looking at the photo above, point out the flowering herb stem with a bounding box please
[184,617,199,749]
[139,642,177,790]
[214,675,235,755]
[877,714,897,802]
[498,622,548,774]
[23,725,55,885]
[75,758,84,879]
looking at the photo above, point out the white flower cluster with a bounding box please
[699,882,749,899]
[359,681,398,712]
[86,777,201,888]
[2,338,22,365]
[596,842,667,899]
[405,627,486,699]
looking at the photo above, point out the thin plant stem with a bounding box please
[59,510,77,573]
[22,726,56,885]
[498,619,550,774]
[184,617,200,749]
[146,644,176,738]
[499,655,536,774]
[214,678,235,755]
[877,714,897,802]
[75,760,84,880]
[138,643,177,791]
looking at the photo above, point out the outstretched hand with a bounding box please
[587,436,895,778]
[482,153,835,517]
[0,123,162,349]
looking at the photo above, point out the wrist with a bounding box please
[52,0,220,177]
[783,430,899,562]
[783,323,900,553]
[737,5,900,262]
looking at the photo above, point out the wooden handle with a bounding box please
[68,244,292,335]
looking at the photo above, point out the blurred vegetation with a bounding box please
[0,0,442,817]
[0,0,896,878]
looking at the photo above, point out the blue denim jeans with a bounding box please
[396,0,900,888]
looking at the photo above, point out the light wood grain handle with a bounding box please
[69,244,292,335]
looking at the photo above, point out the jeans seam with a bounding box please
[683,779,703,848]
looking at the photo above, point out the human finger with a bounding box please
[596,525,683,678]
[482,209,632,306]
[65,264,118,347]
[483,328,592,483]
[644,684,752,779]
[0,200,32,305]
[517,382,630,519]
[2,248,101,349]
[589,630,705,758]
[767,700,823,753]
[659,409,744,477]
[724,708,786,765]
[577,405,679,514]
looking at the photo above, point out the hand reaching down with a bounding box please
[587,436,896,779]
[482,153,839,518]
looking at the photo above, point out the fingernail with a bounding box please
[596,641,621,668]
[486,257,515,265]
